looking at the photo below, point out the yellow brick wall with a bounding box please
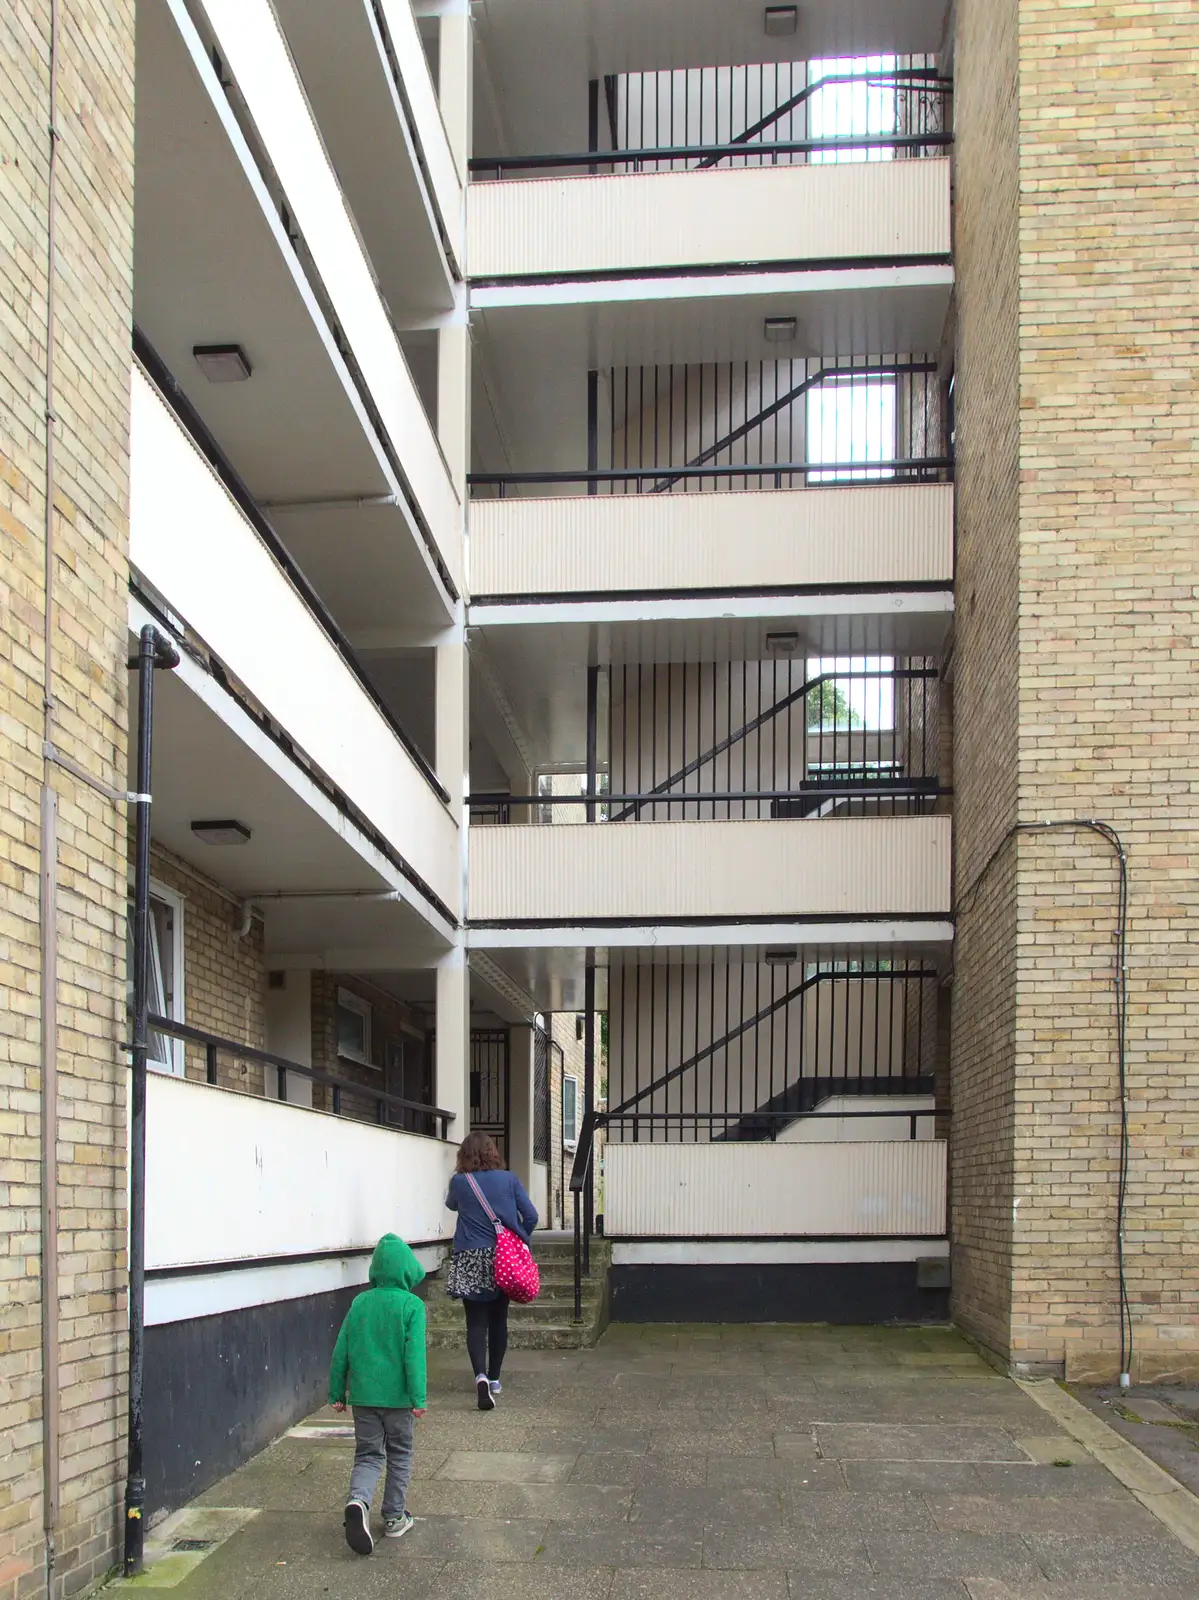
[146,845,266,1095]
[947,0,1023,1368]
[955,0,1199,1380]
[1012,0,1199,1382]
[1,2,136,1595]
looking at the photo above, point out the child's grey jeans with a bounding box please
[348,1406,414,1518]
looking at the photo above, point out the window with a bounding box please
[336,988,373,1066]
[125,882,185,1076]
[563,1075,580,1149]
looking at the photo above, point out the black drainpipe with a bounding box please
[124,623,179,1575]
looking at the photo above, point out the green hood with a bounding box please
[368,1233,426,1291]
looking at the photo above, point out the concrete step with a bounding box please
[425,1293,603,1328]
[426,1320,598,1351]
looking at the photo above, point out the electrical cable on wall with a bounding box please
[954,819,1132,1385]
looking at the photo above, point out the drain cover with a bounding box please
[172,1539,215,1553]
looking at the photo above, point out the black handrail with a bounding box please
[470,784,951,809]
[146,1013,456,1138]
[470,131,954,176]
[568,1110,598,1322]
[132,328,451,808]
[468,458,954,490]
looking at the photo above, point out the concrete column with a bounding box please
[437,1,472,186]
[508,1023,535,1195]
[436,949,470,1140]
[435,622,468,828]
[437,314,470,501]
[264,969,313,1109]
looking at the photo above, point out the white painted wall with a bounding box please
[531,1160,549,1228]
[146,1072,457,1271]
[130,368,461,914]
[604,1140,946,1238]
[264,970,313,1108]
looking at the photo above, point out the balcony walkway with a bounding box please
[113,1327,1199,1599]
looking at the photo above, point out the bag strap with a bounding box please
[464,1171,502,1232]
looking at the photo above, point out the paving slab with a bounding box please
[862,1528,1043,1583]
[428,1563,615,1600]
[816,1422,1032,1462]
[1023,1529,1199,1585]
[437,1450,578,1483]
[789,1581,968,1600]
[611,1570,786,1600]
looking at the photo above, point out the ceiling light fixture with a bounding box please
[764,316,798,343]
[765,631,800,655]
[764,5,799,37]
[193,344,252,383]
[190,819,252,846]
[765,949,799,966]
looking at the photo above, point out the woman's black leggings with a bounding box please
[463,1294,510,1380]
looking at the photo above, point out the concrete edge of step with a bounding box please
[1016,1378,1199,1557]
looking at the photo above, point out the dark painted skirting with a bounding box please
[609,1262,949,1324]
[144,1285,358,1518]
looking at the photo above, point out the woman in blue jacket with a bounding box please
[445,1131,538,1410]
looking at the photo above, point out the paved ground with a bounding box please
[113,1326,1199,1599]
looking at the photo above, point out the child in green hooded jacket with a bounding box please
[329,1233,428,1556]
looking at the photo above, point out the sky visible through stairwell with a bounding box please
[808,56,900,485]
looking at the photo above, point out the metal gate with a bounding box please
[470,1028,509,1165]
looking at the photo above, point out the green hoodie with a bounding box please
[329,1234,428,1410]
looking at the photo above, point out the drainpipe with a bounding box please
[123,625,179,1577]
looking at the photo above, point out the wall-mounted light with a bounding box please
[191,819,252,846]
[193,344,252,383]
[765,631,800,655]
[764,948,799,966]
[764,5,799,37]
[764,316,798,344]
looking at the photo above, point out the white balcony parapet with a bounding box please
[145,1073,454,1276]
[375,0,465,224]
[198,0,463,591]
[130,366,460,916]
[468,159,951,281]
[470,483,954,599]
[605,1140,947,1238]
[468,816,951,925]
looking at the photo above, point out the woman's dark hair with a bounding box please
[456,1131,503,1174]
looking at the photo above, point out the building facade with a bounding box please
[3,0,1198,1593]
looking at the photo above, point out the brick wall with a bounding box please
[954,1,1199,1379]
[949,0,1022,1367]
[147,845,266,1094]
[310,973,428,1123]
[1,2,136,1595]
[1011,1,1199,1381]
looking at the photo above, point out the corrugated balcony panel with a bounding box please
[130,367,461,916]
[604,1140,947,1237]
[469,483,954,598]
[467,816,951,924]
[468,159,951,280]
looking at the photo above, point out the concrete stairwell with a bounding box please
[423,1232,611,1351]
